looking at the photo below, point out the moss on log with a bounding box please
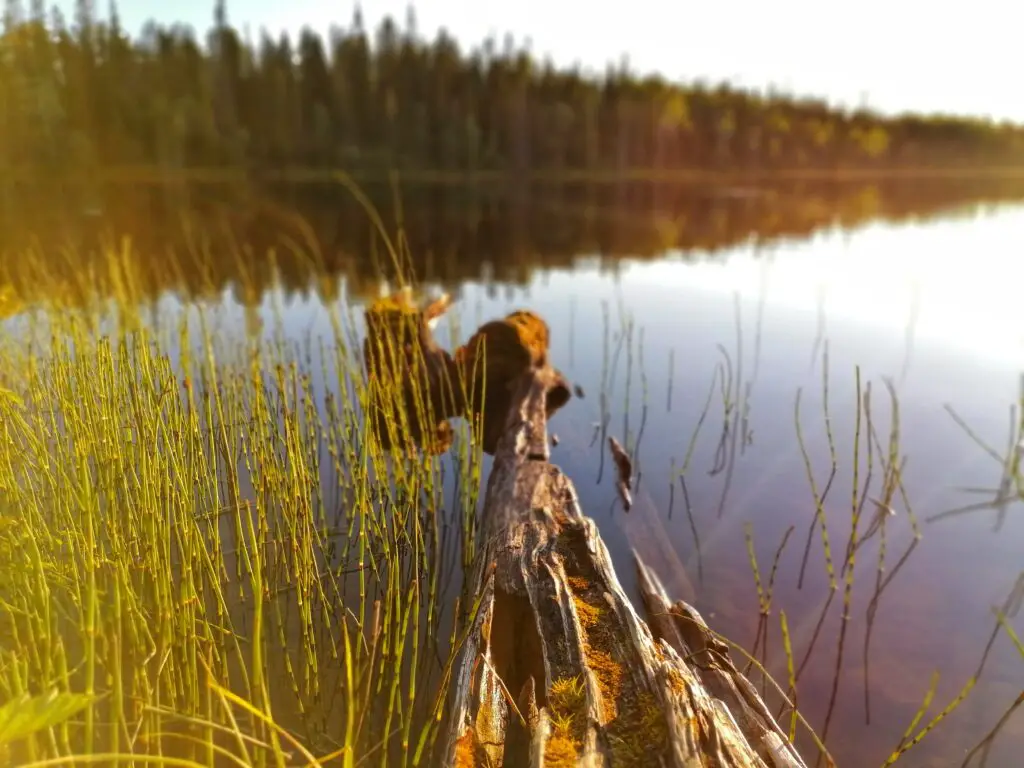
[441,340,809,767]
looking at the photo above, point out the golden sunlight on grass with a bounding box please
[0,244,485,766]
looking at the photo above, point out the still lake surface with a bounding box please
[6,196,1023,765]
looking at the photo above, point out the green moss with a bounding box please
[606,690,671,765]
[565,572,671,765]
[544,676,587,767]
[544,731,579,767]
[585,648,623,720]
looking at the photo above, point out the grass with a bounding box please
[0,235,487,767]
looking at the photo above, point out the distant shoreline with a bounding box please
[1,10,1021,185]
[8,166,1024,185]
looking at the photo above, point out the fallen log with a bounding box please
[440,367,809,766]
[362,290,812,767]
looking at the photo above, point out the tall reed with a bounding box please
[0,240,482,766]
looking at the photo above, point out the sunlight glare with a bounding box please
[630,211,1024,367]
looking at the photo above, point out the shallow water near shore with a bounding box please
[3,197,1023,766]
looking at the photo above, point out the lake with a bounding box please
[2,188,1022,767]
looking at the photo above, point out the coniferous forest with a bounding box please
[2,1,1024,181]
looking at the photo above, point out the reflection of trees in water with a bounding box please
[4,177,1024,309]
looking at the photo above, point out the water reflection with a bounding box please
[5,176,1024,319]
[5,201,1023,766]
[666,213,1024,368]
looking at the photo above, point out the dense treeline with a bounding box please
[2,1,1024,182]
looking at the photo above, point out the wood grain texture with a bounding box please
[443,363,811,768]
[363,290,810,766]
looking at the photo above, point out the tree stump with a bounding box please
[362,287,462,455]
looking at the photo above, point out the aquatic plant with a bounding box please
[0,241,487,767]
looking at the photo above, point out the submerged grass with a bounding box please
[0,237,485,766]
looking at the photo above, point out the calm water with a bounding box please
[253,206,1023,765]
[7,200,1024,766]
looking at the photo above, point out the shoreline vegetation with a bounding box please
[0,3,1023,187]
[0,256,491,766]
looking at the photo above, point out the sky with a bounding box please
[55,1,1024,123]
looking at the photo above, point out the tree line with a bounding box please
[2,1,1023,182]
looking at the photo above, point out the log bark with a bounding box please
[442,368,811,767]
[362,290,811,766]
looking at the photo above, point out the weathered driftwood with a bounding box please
[363,289,809,766]
[441,367,810,766]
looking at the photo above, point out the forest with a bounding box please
[2,1,1024,181]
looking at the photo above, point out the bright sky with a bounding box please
[63,0,1023,123]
